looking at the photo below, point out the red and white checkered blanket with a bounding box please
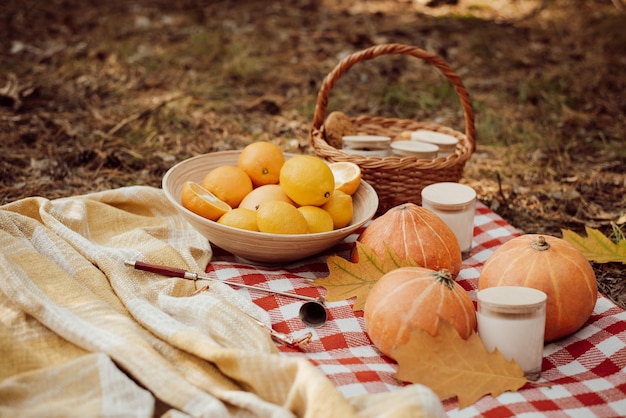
[207,202,626,417]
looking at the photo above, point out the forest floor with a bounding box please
[1,0,624,305]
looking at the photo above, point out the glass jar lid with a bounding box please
[421,182,476,210]
[477,286,547,313]
[411,129,458,151]
[342,135,391,149]
[391,140,438,158]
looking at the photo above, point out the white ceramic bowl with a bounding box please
[162,150,379,263]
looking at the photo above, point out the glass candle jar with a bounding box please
[342,135,391,157]
[411,129,458,157]
[421,182,476,256]
[477,286,547,381]
[390,140,439,158]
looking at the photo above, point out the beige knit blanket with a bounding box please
[0,186,444,418]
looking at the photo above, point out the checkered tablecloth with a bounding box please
[206,202,626,417]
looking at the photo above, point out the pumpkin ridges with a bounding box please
[433,281,447,334]
[401,208,436,264]
[409,279,442,338]
[496,241,569,340]
[356,203,462,275]
[560,246,597,300]
[425,212,459,271]
[390,277,431,341]
[370,274,431,344]
[483,244,523,286]
[544,253,565,335]
[373,272,436,338]
[364,267,477,356]
[524,251,567,338]
[498,251,522,286]
[414,210,458,270]
[543,240,596,340]
[378,219,396,243]
[478,234,598,342]
[450,288,477,335]
[398,277,451,340]
[398,211,416,258]
[552,245,597,336]
[403,210,427,263]
[445,280,477,338]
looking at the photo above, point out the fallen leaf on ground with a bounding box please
[562,227,626,264]
[310,242,418,311]
[392,319,528,409]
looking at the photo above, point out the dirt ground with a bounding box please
[1,0,624,305]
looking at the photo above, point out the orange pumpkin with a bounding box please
[364,267,477,357]
[478,234,598,342]
[353,203,462,276]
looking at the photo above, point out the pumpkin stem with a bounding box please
[435,269,455,290]
[531,236,551,251]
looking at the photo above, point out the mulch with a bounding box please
[1,0,624,306]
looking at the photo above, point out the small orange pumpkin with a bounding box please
[478,234,598,342]
[353,203,462,276]
[364,267,477,357]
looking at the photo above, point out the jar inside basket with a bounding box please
[411,129,459,157]
[342,135,391,157]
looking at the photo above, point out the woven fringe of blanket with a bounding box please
[208,204,626,417]
[0,186,445,418]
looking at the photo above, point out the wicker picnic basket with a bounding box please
[310,43,476,213]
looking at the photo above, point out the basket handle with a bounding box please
[311,43,475,151]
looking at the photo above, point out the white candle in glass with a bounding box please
[421,182,476,256]
[477,286,547,381]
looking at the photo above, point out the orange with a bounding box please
[329,161,362,195]
[238,141,285,187]
[256,200,308,234]
[181,181,231,221]
[217,208,259,231]
[321,190,353,229]
[297,206,334,233]
[279,155,334,206]
[238,184,296,211]
[201,165,253,208]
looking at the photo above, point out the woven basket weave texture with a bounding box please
[309,43,476,212]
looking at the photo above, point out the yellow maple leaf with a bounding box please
[392,319,529,409]
[562,227,626,264]
[310,242,418,311]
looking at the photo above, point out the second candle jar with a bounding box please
[476,286,547,381]
[421,182,476,256]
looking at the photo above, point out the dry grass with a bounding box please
[1,0,624,303]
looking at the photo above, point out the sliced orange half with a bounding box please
[329,161,362,195]
[181,181,231,221]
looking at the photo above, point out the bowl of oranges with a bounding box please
[162,142,378,263]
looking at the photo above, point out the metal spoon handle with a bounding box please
[124,260,324,304]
